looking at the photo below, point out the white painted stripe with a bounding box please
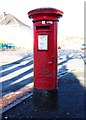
[0,64,33,83]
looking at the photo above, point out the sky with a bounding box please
[0,0,85,38]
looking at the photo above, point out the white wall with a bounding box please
[0,25,33,50]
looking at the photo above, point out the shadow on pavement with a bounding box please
[1,54,33,96]
[2,72,86,119]
[2,53,33,70]
[2,59,33,77]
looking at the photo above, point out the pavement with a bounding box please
[2,69,86,119]
[0,49,86,119]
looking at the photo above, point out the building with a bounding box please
[0,12,33,50]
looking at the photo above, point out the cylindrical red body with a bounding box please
[33,21,58,90]
[28,8,63,109]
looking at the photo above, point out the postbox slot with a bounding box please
[36,26,50,30]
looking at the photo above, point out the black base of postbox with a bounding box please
[33,88,58,111]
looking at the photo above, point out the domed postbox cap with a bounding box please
[28,7,63,21]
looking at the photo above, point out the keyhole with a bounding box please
[52,56,54,59]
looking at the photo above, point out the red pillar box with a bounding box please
[28,8,63,109]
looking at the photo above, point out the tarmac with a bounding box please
[2,69,86,119]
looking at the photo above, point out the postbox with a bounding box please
[28,8,63,109]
